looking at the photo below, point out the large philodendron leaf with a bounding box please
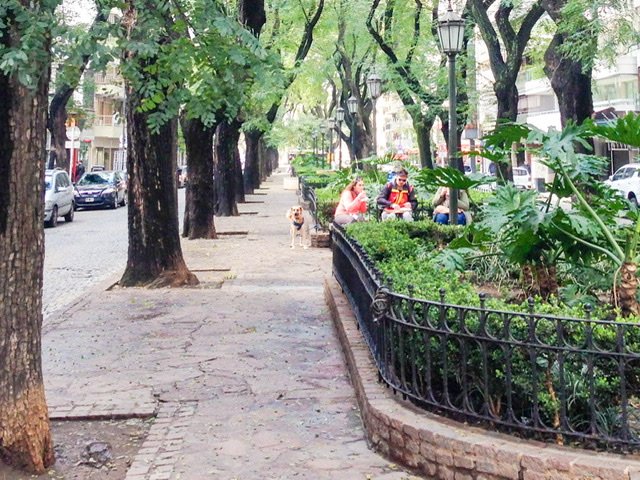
[414,166,495,191]
[591,112,640,148]
[483,122,532,151]
[479,184,540,235]
[477,185,550,264]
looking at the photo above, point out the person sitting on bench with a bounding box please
[376,169,418,222]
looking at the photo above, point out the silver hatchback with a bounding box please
[44,169,75,227]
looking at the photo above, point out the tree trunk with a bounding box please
[120,89,198,287]
[234,144,245,204]
[214,119,241,216]
[414,119,434,169]
[180,116,217,239]
[541,0,595,129]
[238,0,266,37]
[493,80,519,181]
[543,33,593,128]
[47,87,73,171]
[535,263,559,301]
[259,139,268,182]
[0,18,54,472]
[243,128,262,194]
[618,262,639,318]
[266,146,278,174]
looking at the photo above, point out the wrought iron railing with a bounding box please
[332,222,640,451]
[299,177,320,230]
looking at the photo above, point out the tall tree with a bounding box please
[469,0,544,180]
[0,0,57,472]
[242,0,324,193]
[180,116,217,239]
[541,0,594,127]
[177,1,257,237]
[47,7,110,171]
[333,0,375,165]
[212,0,267,213]
[214,119,242,216]
[540,0,638,127]
[367,0,447,169]
[118,0,197,287]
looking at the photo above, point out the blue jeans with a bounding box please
[434,212,466,225]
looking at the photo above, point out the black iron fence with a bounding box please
[299,177,320,230]
[332,223,640,451]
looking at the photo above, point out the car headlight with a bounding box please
[102,188,115,195]
[74,190,79,197]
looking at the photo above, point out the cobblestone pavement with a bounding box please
[43,203,128,320]
[42,171,422,480]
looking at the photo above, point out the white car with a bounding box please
[513,166,532,189]
[604,163,640,205]
[44,169,75,227]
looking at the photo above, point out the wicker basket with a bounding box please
[310,230,331,248]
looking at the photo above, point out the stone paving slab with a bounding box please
[42,171,423,480]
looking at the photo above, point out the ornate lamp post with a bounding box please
[311,130,318,165]
[347,95,358,164]
[328,118,336,168]
[366,73,382,157]
[336,107,345,169]
[437,2,465,225]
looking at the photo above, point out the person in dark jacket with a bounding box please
[376,169,418,221]
[74,160,85,182]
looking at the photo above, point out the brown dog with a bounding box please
[286,205,310,249]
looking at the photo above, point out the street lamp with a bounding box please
[320,131,326,167]
[336,107,345,169]
[311,130,319,165]
[328,118,336,169]
[437,1,465,225]
[347,95,358,165]
[366,73,382,157]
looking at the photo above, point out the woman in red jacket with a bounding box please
[334,177,368,225]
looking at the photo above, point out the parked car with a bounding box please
[177,165,188,188]
[513,166,532,189]
[604,163,640,206]
[74,170,127,209]
[44,169,75,227]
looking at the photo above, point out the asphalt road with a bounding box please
[42,189,186,321]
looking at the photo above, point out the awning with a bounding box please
[593,107,618,125]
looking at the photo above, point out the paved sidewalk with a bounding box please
[42,171,421,480]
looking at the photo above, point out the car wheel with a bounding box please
[46,206,58,228]
[64,203,74,222]
[630,195,638,207]
[120,192,127,206]
[111,196,118,209]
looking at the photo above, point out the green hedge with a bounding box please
[343,220,640,444]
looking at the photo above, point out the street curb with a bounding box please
[324,276,640,480]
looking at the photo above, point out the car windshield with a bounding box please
[77,172,112,186]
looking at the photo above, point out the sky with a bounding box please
[58,0,97,25]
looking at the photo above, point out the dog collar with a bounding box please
[293,220,304,230]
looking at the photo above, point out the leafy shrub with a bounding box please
[342,219,640,446]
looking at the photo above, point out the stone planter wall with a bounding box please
[324,277,640,480]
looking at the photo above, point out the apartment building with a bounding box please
[88,64,126,171]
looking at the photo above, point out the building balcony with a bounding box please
[93,115,124,140]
